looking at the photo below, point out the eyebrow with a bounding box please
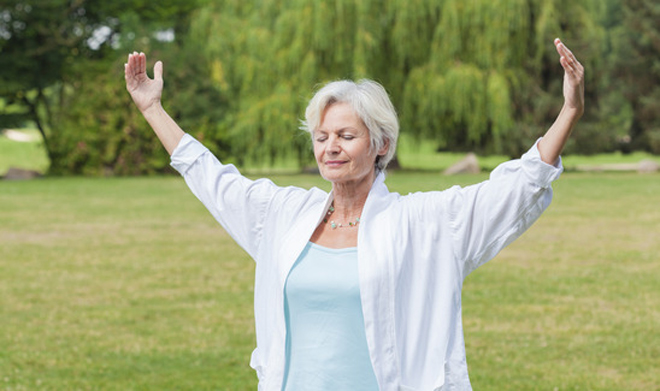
[316,126,359,134]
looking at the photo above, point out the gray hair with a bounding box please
[300,79,399,173]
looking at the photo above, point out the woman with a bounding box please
[125,38,584,391]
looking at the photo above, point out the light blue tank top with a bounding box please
[282,242,379,391]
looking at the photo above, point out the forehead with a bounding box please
[318,102,366,132]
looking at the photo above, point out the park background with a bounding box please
[1,0,659,389]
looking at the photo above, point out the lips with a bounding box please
[325,160,346,167]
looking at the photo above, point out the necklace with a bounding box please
[323,205,361,229]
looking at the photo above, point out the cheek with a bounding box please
[355,147,376,170]
[313,144,323,161]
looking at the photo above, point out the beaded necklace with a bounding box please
[323,205,361,229]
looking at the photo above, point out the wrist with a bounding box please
[141,101,164,117]
[560,104,583,123]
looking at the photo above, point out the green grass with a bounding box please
[0,130,49,176]
[462,172,660,390]
[0,177,256,390]
[2,131,659,389]
[2,171,659,390]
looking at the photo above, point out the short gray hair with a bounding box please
[300,79,399,172]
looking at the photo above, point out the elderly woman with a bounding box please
[125,38,584,391]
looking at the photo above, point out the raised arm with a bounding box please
[124,52,184,155]
[537,38,585,165]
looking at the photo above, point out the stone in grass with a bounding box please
[443,153,480,175]
[638,159,659,173]
[3,167,42,180]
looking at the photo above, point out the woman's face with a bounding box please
[313,102,387,187]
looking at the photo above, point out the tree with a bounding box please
[50,36,230,175]
[1,0,628,174]
[605,0,660,153]
[399,0,607,156]
[0,0,201,173]
[192,0,606,167]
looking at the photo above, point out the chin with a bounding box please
[320,172,345,183]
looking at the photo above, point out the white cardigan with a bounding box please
[170,134,563,391]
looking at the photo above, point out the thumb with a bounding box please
[154,60,163,83]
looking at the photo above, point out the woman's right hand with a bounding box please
[125,52,163,113]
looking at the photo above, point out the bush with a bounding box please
[49,45,230,175]
[563,121,619,156]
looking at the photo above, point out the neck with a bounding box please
[330,172,377,219]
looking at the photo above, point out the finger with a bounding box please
[127,53,138,77]
[555,40,582,74]
[129,52,139,75]
[560,56,573,73]
[131,51,140,74]
[556,40,578,65]
[560,56,584,85]
[139,52,146,74]
[554,39,568,57]
[560,56,578,76]
[555,39,569,57]
[154,60,163,83]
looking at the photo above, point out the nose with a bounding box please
[327,135,341,154]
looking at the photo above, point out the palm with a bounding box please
[555,39,584,116]
[125,52,163,113]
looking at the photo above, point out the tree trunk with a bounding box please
[387,153,401,170]
[23,93,54,165]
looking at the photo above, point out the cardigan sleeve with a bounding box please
[170,134,280,260]
[447,139,563,277]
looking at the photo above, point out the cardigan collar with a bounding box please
[315,171,389,226]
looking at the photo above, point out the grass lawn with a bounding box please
[1,169,659,390]
[2,130,659,389]
[0,130,49,176]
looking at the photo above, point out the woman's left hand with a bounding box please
[555,38,585,119]
[537,39,585,165]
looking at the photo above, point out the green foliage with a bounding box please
[2,0,659,175]
[402,0,608,155]
[0,0,205,175]
[48,58,171,175]
[192,0,609,162]
[47,29,229,175]
[602,0,660,153]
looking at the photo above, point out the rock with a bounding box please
[575,161,660,173]
[301,166,320,175]
[638,159,659,173]
[3,167,42,180]
[3,129,40,142]
[443,153,480,175]
[575,163,637,172]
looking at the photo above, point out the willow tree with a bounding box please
[191,0,605,166]
[190,0,397,166]
[603,0,660,153]
[400,0,606,155]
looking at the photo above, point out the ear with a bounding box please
[377,138,390,156]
